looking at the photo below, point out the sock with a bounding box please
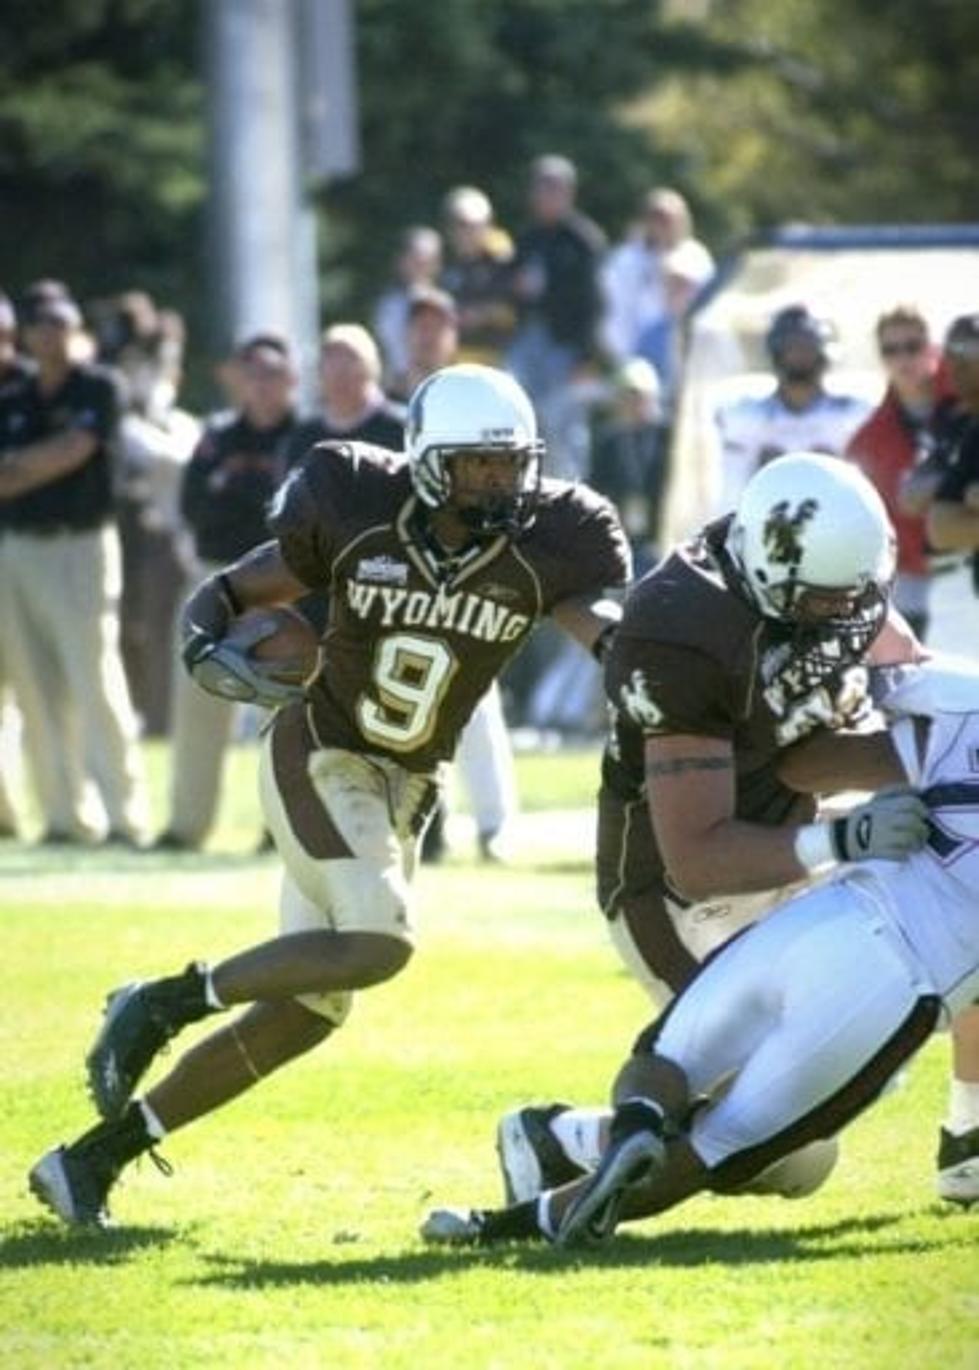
[139,1098,167,1142]
[73,1102,155,1167]
[149,961,220,1026]
[549,1108,610,1172]
[479,1199,545,1242]
[203,966,227,1011]
[945,1079,979,1136]
[536,1191,557,1240]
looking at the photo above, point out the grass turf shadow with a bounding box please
[0,1220,179,1268]
[190,1208,976,1289]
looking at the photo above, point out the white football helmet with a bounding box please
[405,363,544,534]
[728,452,896,627]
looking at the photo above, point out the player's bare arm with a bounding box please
[866,605,926,665]
[180,538,310,641]
[777,727,904,794]
[644,734,806,901]
[0,428,97,498]
[549,592,622,656]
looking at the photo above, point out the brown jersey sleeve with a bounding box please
[267,442,406,591]
[266,461,338,591]
[533,482,633,610]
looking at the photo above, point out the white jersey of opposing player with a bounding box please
[714,388,872,513]
[847,657,979,1018]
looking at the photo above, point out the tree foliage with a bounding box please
[1,0,976,393]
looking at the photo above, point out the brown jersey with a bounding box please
[269,441,630,771]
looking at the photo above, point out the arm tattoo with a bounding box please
[645,755,733,779]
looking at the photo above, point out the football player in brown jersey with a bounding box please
[29,363,632,1229]
[433,453,957,1244]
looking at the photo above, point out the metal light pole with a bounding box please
[203,0,359,403]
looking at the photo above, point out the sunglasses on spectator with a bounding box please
[880,338,926,358]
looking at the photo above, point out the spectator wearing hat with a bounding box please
[845,306,954,640]
[506,155,607,477]
[0,283,149,844]
[373,226,443,389]
[284,323,404,469]
[439,185,516,366]
[154,334,301,851]
[601,186,714,410]
[712,303,872,514]
[388,286,461,403]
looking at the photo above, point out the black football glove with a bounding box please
[181,622,305,710]
[830,787,930,863]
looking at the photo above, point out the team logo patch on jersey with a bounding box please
[357,555,409,586]
[480,581,521,604]
[620,669,665,731]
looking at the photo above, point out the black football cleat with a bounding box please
[86,963,214,1118]
[29,1105,163,1229]
[29,1145,118,1229]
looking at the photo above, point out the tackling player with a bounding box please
[28,363,631,1229]
[494,453,979,1211]
[423,657,979,1247]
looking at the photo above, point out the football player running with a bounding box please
[29,363,631,1229]
[423,656,979,1247]
[488,453,979,1223]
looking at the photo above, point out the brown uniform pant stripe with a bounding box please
[271,704,354,860]
[599,791,700,995]
[708,994,941,1193]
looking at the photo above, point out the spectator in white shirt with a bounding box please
[601,187,714,409]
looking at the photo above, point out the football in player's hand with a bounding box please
[224,606,320,686]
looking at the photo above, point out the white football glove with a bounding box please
[830,787,930,863]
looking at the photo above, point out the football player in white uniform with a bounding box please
[423,655,979,1246]
[714,305,871,513]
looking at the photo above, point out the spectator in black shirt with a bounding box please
[284,323,403,469]
[155,333,301,851]
[505,154,607,476]
[0,285,149,845]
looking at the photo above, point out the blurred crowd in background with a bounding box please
[2,150,978,859]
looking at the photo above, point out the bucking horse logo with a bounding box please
[761,498,818,568]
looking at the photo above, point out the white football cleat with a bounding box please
[419,1207,485,1245]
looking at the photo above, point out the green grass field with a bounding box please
[1,742,977,1368]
